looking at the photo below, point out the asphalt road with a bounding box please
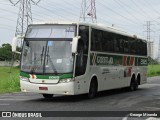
[0,76,160,120]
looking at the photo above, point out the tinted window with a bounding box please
[114,34,126,53]
[105,32,114,52]
[91,29,103,51]
[141,40,147,56]
[91,28,114,52]
[91,28,147,56]
[143,41,147,56]
[123,37,129,53]
[136,39,142,55]
[117,35,124,53]
[130,38,136,54]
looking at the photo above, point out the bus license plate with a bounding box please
[39,87,48,91]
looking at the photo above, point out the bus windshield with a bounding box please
[21,39,73,74]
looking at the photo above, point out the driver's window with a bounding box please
[75,26,89,76]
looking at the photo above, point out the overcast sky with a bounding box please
[0,0,160,58]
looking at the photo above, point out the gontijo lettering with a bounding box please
[97,56,113,65]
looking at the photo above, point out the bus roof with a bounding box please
[31,21,146,41]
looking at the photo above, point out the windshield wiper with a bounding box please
[46,46,58,74]
[41,46,44,64]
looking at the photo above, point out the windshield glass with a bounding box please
[21,39,73,74]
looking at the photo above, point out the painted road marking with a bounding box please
[0,99,29,101]
[122,117,160,120]
[145,107,160,110]
[0,104,10,106]
[122,114,129,120]
[146,117,160,120]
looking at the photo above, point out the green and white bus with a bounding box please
[12,22,148,98]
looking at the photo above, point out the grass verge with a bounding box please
[0,67,20,94]
[147,65,160,77]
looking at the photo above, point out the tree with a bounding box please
[0,43,12,61]
[148,56,159,65]
[0,43,20,61]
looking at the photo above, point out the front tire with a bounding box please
[42,94,54,99]
[88,79,98,99]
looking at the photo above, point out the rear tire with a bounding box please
[130,81,135,91]
[42,94,54,99]
[129,77,138,91]
[134,79,138,90]
[88,79,97,99]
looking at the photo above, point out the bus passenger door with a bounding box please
[74,25,89,94]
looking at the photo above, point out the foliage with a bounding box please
[148,65,160,77]
[148,56,159,65]
[0,43,12,61]
[0,43,20,61]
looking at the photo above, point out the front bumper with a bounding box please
[20,80,75,95]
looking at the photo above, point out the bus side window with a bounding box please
[102,31,109,52]
[119,38,124,53]
[141,40,147,56]
[143,41,147,56]
[106,33,114,52]
[91,29,96,51]
[97,30,103,51]
[130,38,136,54]
[114,34,120,52]
[136,40,141,55]
[91,29,102,51]
[123,37,129,54]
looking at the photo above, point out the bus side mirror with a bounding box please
[12,36,24,54]
[72,36,80,53]
[12,37,18,52]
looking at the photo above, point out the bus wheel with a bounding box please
[130,81,135,91]
[129,77,138,91]
[88,79,98,99]
[42,94,54,99]
[134,79,138,90]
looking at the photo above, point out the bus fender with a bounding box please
[89,74,98,90]
[131,72,135,79]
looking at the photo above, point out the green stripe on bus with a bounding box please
[90,53,148,66]
[20,72,30,78]
[20,71,73,80]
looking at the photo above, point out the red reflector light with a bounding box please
[39,87,48,91]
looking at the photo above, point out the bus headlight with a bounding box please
[59,78,74,83]
[20,76,29,82]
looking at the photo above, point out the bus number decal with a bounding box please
[49,76,59,79]
[140,59,147,65]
